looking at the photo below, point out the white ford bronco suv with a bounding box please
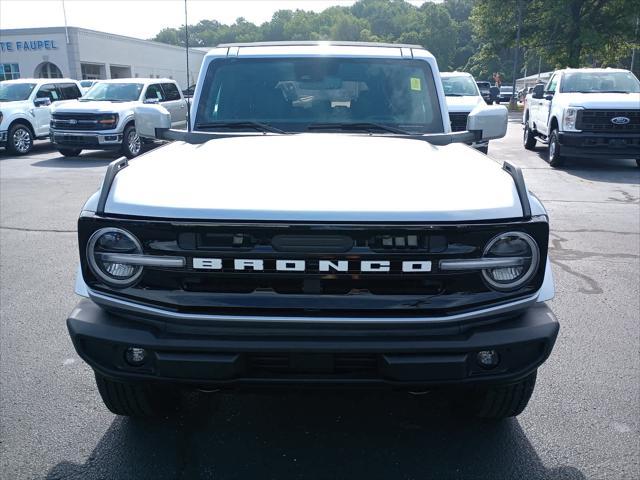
[67,42,558,420]
[50,78,187,158]
[523,68,640,167]
[441,71,490,153]
[0,78,82,155]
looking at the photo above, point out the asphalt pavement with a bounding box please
[1,118,639,479]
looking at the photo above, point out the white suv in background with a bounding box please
[50,78,187,158]
[441,71,490,153]
[0,78,82,155]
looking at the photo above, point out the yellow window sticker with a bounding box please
[410,77,422,91]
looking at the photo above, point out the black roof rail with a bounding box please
[96,157,128,216]
[502,161,532,219]
[216,40,424,49]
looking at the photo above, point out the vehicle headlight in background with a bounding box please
[562,107,582,132]
[482,231,539,290]
[97,113,119,128]
[87,227,143,287]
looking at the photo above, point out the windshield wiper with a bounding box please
[445,93,464,97]
[195,121,288,134]
[307,122,412,135]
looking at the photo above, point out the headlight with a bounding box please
[482,231,539,290]
[97,113,119,128]
[87,227,143,287]
[562,107,582,131]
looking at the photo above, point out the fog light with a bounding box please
[476,350,500,369]
[125,347,147,366]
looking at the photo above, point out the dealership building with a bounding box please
[0,27,207,88]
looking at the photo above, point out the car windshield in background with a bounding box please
[561,72,640,93]
[80,81,95,88]
[442,76,478,96]
[195,57,444,134]
[81,82,143,102]
[500,86,513,92]
[0,82,37,102]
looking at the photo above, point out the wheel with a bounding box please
[476,145,488,154]
[636,158,640,168]
[523,122,537,150]
[95,372,179,418]
[6,123,34,155]
[121,124,142,159]
[452,371,537,420]
[58,148,82,157]
[547,129,565,167]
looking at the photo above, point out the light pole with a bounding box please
[510,0,522,109]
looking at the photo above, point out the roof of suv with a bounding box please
[2,78,79,85]
[217,40,423,49]
[441,71,474,78]
[555,67,633,74]
[95,78,178,84]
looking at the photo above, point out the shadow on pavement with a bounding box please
[532,149,640,185]
[31,153,116,168]
[45,390,586,480]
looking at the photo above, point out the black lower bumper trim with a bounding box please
[67,299,559,388]
[559,132,640,158]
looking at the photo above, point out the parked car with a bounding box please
[497,85,514,103]
[476,80,492,103]
[79,80,99,94]
[442,71,490,153]
[523,68,640,167]
[67,41,558,421]
[0,78,82,155]
[50,78,187,158]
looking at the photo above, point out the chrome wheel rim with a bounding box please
[13,128,32,153]
[127,129,141,155]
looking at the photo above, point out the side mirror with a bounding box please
[143,98,160,105]
[467,104,508,141]
[135,104,171,139]
[532,83,544,99]
[34,97,51,107]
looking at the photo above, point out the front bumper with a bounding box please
[50,129,123,150]
[67,299,559,389]
[558,131,640,159]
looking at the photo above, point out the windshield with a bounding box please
[442,76,479,96]
[0,82,37,102]
[81,82,143,102]
[195,57,444,133]
[500,86,513,92]
[561,71,640,93]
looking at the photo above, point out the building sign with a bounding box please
[0,40,59,52]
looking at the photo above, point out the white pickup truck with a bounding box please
[523,68,640,167]
[0,78,82,155]
[50,78,187,158]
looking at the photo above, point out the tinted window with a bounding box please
[442,76,479,96]
[161,83,181,101]
[560,71,640,93]
[81,82,143,101]
[0,82,36,101]
[145,84,165,101]
[546,75,558,93]
[36,84,60,102]
[58,83,81,100]
[195,57,443,133]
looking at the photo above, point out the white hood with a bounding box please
[104,134,523,221]
[561,92,640,109]
[445,95,484,112]
[52,99,138,114]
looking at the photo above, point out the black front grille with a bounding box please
[78,216,549,317]
[577,109,640,133]
[54,134,100,146]
[51,112,115,131]
[449,112,469,132]
[247,353,378,375]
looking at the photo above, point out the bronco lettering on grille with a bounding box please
[192,258,432,273]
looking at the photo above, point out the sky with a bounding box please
[0,0,428,40]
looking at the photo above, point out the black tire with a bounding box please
[547,129,565,167]
[6,123,34,155]
[121,124,142,159]
[523,122,536,150]
[95,372,179,418]
[453,371,537,420]
[476,145,488,154]
[58,148,82,157]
